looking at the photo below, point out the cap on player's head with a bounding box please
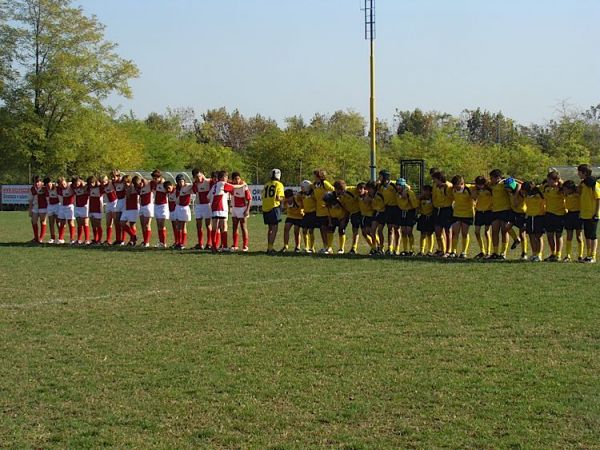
[271,168,281,180]
[301,180,312,192]
[396,178,407,187]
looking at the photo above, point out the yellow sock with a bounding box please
[502,240,509,256]
[462,235,470,254]
[508,228,518,242]
[409,235,415,252]
[351,238,359,252]
[429,235,435,253]
[521,237,528,255]
[420,235,426,253]
[339,234,346,251]
[578,240,584,258]
[486,232,492,255]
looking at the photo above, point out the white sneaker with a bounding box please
[58,239,65,245]
[242,246,249,252]
[231,247,239,252]
[47,239,55,244]
[70,241,77,246]
[318,248,328,254]
[141,243,150,248]
[155,242,166,248]
[84,241,91,245]
[222,247,231,253]
[337,249,345,254]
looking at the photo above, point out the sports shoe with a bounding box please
[337,249,345,254]
[369,248,376,256]
[406,251,414,257]
[416,252,424,257]
[511,239,521,250]
[399,251,408,257]
[127,240,137,247]
[193,244,202,250]
[434,250,444,257]
[279,247,288,253]
[448,252,457,258]
[583,256,596,263]
[520,253,529,261]
[222,247,231,253]
[474,252,485,259]
[578,257,585,263]
[47,239,55,244]
[544,255,558,262]
[385,249,392,256]
[487,253,499,260]
[141,243,150,248]
[497,254,507,260]
[561,256,571,263]
[349,249,356,255]
[458,252,467,259]
[242,246,249,252]
[530,255,541,262]
[266,248,276,255]
[294,247,301,253]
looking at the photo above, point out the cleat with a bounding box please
[474,252,485,259]
[406,251,414,257]
[193,244,202,250]
[266,248,276,255]
[487,253,498,260]
[416,252,424,257]
[141,243,150,248]
[458,252,467,259]
[511,239,521,250]
[47,239,55,244]
[583,257,596,263]
[279,247,288,253]
[498,254,507,260]
[448,252,457,258]
[242,246,249,252]
[318,248,328,254]
[349,249,356,255]
[530,255,541,262]
[221,247,231,253]
[231,247,239,252]
[294,247,301,253]
[337,249,344,254]
[520,253,529,261]
[561,256,571,263]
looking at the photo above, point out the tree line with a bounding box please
[1,0,599,185]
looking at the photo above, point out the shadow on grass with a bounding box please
[0,241,541,264]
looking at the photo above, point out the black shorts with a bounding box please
[417,214,435,233]
[316,215,329,228]
[263,208,281,225]
[399,209,417,227]
[302,212,318,229]
[328,218,346,234]
[285,217,303,226]
[434,206,453,230]
[349,212,362,229]
[564,211,582,231]
[361,215,374,229]
[492,210,512,223]
[374,210,387,225]
[386,206,401,226]
[583,218,598,240]
[453,216,473,226]
[526,216,545,235]
[512,212,526,230]
[545,213,565,234]
[474,210,492,227]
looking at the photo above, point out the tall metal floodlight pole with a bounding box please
[363,0,376,181]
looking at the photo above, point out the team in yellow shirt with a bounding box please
[266,164,600,263]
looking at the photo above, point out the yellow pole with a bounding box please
[369,38,376,181]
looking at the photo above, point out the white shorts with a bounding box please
[59,204,75,220]
[140,204,154,218]
[75,206,89,218]
[212,209,229,219]
[154,204,169,220]
[116,198,126,213]
[32,207,47,215]
[105,200,118,213]
[232,206,247,219]
[175,205,191,222]
[121,209,139,223]
[194,203,212,220]
[90,212,103,220]
[47,204,59,217]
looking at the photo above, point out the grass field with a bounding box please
[1,212,599,448]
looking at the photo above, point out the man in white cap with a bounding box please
[262,168,284,254]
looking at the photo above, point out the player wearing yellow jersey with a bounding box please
[416,185,435,256]
[510,181,528,260]
[562,180,584,262]
[369,181,386,255]
[577,164,600,263]
[473,176,493,258]
[450,175,474,258]
[431,171,454,257]
[378,170,400,255]
[323,191,347,254]
[262,169,285,254]
[489,169,513,260]
[357,182,377,253]
[542,171,566,261]
[335,180,362,255]
[521,181,546,262]
[396,178,418,256]
[299,180,317,253]
[313,169,335,253]
[281,189,304,253]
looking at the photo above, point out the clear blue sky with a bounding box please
[78,0,600,126]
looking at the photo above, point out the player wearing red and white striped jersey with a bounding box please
[113,170,126,245]
[57,177,76,244]
[208,170,235,252]
[88,176,104,244]
[73,177,91,245]
[120,175,141,245]
[139,177,155,247]
[151,170,169,248]
[230,172,251,252]
[102,172,119,244]
[28,176,47,243]
[174,174,193,249]
[45,178,59,243]
[192,168,214,250]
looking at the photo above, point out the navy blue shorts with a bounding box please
[374,210,387,225]
[417,214,435,233]
[399,209,417,227]
[474,210,492,227]
[544,213,565,234]
[492,210,512,224]
[329,218,346,234]
[434,207,453,230]
[263,208,281,225]
[526,216,545,235]
[512,212,526,230]
[349,212,362,229]
[316,215,329,228]
[453,216,473,226]
[564,211,582,231]
[583,218,598,240]
[386,206,401,226]
[302,212,318,229]
[285,217,303,226]
[361,215,374,229]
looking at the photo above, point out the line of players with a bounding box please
[264,165,600,262]
[27,169,252,252]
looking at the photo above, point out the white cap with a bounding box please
[271,168,281,180]
[301,180,312,192]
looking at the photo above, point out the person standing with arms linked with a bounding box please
[263,169,285,254]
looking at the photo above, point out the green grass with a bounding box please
[1,212,599,448]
